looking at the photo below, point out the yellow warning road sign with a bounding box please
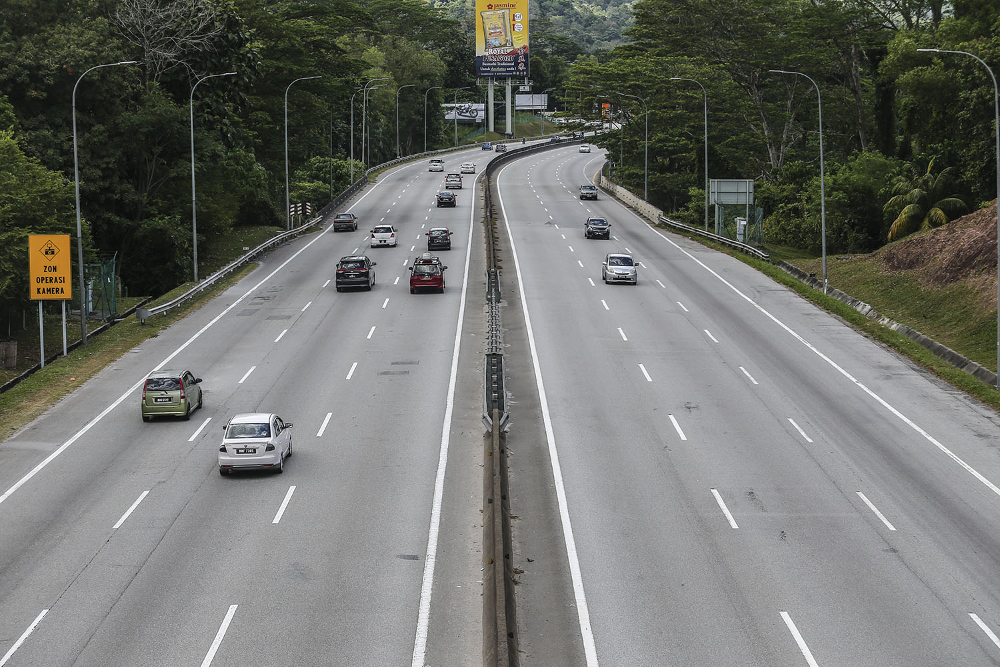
[29,234,72,300]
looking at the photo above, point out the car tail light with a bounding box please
[371,232,375,238]
[390,232,395,238]
[265,443,275,451]
[178,377,185,400]
[142,380,147,400]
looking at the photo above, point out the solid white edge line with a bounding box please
[0,163,411,507]
[636,218,1000,499]
[200,604,238,667]
[272,485,296,524]
[668,414,687,441]
[710,488,739,529]
[492,160,600,667]
[970,613,1000,649]
[112,490,150,531]
[274,328,288,343]
[238,366,256,384]
[316,412,333,437]
[188,417,212,442]
[855,491,897,531]
[780,611,820,667]
[0,609,47,666]
[638,364,652,382]
[367,325,376,339]
[410,164,478,667]
[346,362,357,380]
[788,418,814,443]
[739,366,759,385]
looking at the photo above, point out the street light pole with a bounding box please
[350,89,359,184]
[424,86,442,152]
[362,78,389,167]
[285,75,322,230]
[190,71,236,282]
[617,92,648,201]
[671,77,709,231]
[919,48,1000,386]
[770,69,827,294]
[395,84,415,158]
[72,59,136,344]
[453,87,470,146]
[541,87,554,137]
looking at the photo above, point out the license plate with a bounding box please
[154,397,171,403]
[235,448,256,455]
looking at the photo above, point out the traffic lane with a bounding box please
[9,264,468,665]
[599,202,1000,540]
[500,155,1000,664]
[0,168,476,664]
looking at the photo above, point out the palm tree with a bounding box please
[884,160,968,241]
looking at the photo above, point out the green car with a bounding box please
[141,369,203,421]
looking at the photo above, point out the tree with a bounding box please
[884,161,968,241]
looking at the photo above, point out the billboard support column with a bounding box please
[488,79,495,133]
[505,79,512,136]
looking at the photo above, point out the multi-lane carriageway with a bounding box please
[3,140,1000,667]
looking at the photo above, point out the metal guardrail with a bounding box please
[657,214,771,261]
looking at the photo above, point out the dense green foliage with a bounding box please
[0,0,473,330]
[563,0,999,253]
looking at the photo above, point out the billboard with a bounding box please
[515,94,547,110]
[443,102,486,123]
[475,0,529,78]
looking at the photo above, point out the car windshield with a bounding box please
[340,261,365,269]
[413,263,440,275]
[227,423,271,438]
[581,186,596,191]
[609,256,634,266]
[146,377,181,391]
[589,219,607,225]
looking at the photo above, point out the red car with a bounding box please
[409,253,447,293]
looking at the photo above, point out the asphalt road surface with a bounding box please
[0,147,492,667]
[498,145,1000,666]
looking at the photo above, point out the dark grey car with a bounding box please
[335,255,377,291]
[585,216,611,239]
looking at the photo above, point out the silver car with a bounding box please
[218,413,293,475]
[602,253,638,285]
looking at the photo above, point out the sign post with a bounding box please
[29,234,72,367]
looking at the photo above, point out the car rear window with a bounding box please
[340,261,365,269]
[413,264,441,275]
[429,230,448,237]
[227,423,271,438]
[145,377,181,391]
[374,226,392,233]
[335,214,352,219]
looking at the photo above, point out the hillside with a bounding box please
[794,203,1000,373]
[428,0,635,53]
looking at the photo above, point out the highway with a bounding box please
[498,146,1000,666]
[0,148,491,666]
[5,138,1000,667]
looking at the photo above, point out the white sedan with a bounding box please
[579,144,591,153]
[370,224,398,247]
[460,162,476,174]
[219,413,293,475]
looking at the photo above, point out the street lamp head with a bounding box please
[117,60,138,66]
[916,48,940,53]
